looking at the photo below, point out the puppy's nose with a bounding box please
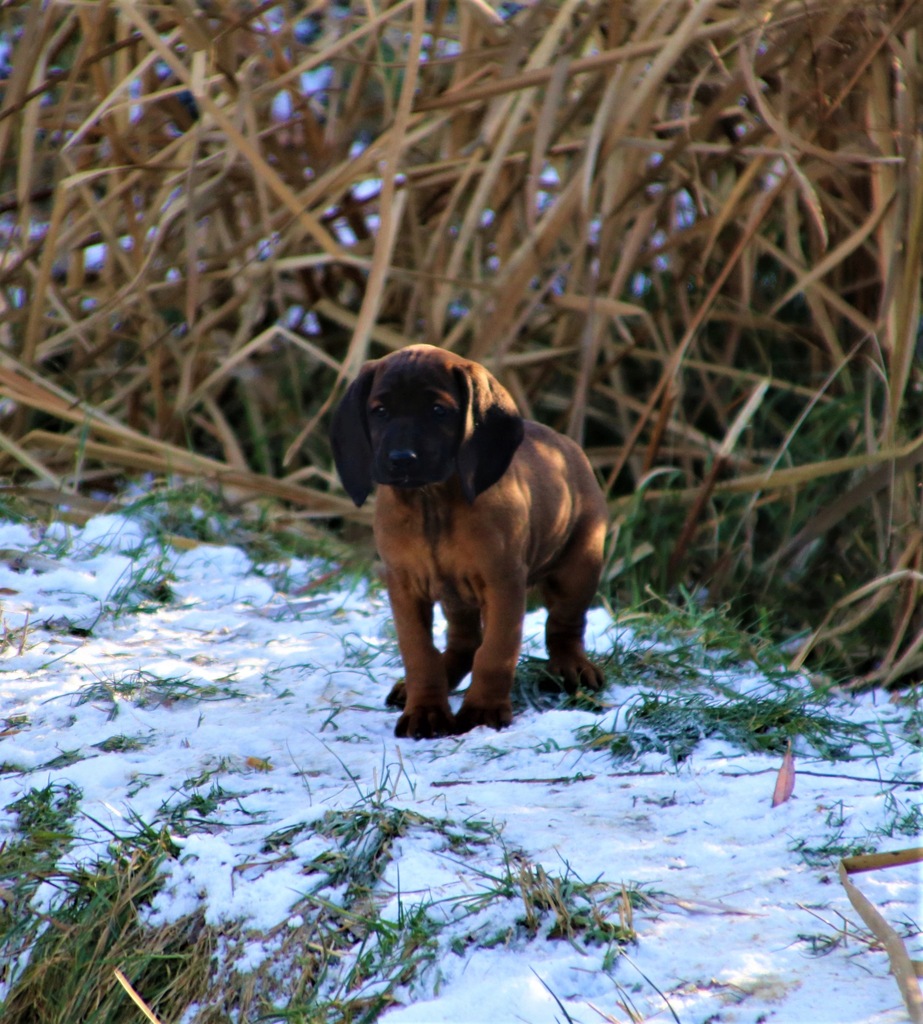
[388,449,418,472]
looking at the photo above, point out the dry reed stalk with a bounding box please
[839,849,923,1023]
[0,0,920,683]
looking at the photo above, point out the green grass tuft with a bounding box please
[1,823,213,1024]
[579,685,867,765]
[76,670,248,717]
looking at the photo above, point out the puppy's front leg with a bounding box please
[454,581,526,733]
[386,571,456,738]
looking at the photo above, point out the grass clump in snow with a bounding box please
[875,792,923,841]
[579,683,867,766]
[574,598,871,765]
[122,483,359,571]
[104,551,177,618]
[159,779,256,836]
[198,795,640,1021]
[614,592,810,680]
[513,858,639,949]
[0,760,641,1023]
[514,655,613,715]
[92,733,153,754]
[0,781,83,968]
[76,669,248,717]
[1,821,214,1024]
[190,801,450,1020]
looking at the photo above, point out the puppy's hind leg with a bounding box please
[540,518,606,691]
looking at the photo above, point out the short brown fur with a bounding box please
[330,345,608,738]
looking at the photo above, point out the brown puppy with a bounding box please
[330,344,607,738]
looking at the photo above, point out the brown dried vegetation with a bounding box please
[0,0,921,686]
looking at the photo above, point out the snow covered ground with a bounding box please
[0,511,919,1022]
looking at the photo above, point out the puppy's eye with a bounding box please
[432,403,447,418]
[370,405,389,420]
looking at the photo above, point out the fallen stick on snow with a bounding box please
[838,847,923,1024]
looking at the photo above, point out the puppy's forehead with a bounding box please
[373,346,465,393]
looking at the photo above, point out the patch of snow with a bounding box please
[0,514,918,1022]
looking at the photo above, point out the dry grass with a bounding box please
[0,0,921,685]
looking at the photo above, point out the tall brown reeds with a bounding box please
[0,1,920,686]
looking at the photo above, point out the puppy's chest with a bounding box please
[418,493,454,551]
[377,491,490,595]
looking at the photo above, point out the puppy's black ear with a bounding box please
[454,362,524,503]
[330,365,376,507]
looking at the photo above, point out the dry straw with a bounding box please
[0,0,920,686]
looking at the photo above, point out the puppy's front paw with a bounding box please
[454,699,513,734]
[394,703,456,739]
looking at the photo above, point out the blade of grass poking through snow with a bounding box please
[531,968,577,1024]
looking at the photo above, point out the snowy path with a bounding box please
[0,513,919,1023]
